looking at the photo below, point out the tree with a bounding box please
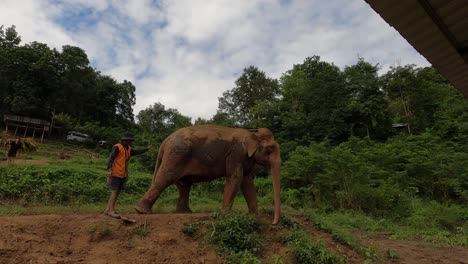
[0,25,21,48]
[137,102,192,140]
[218,66,279,127]
[116,80,136,122]
[279,56,350,143]
[382,65,453,134]
[343,59,390,139]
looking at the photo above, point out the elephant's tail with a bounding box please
[152,139,165,183]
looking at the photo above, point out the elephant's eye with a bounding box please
[265,146,274,154]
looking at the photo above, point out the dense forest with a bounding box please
[1,25,467,232]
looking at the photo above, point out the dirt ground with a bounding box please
[0,213,466,264]
[0,213,223,264]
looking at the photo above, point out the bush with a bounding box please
[226,251,262,264]
[283,229,343,264]
[0,165,153,204]
[406,201,468,231]
[281,133,468,217]
[210,213,263,254]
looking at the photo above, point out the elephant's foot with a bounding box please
[175,206,192,214]
[135,200,152,214]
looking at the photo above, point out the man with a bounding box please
[7,138,22,165]
[104,132,154,218]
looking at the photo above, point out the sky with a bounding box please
[0,0,430,121]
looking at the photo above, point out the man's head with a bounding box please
[15,138,20,144]
[120,132,135,146]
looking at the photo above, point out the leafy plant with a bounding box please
[133,224,148,239]
[283,229,343,264]
[210,213,263,254]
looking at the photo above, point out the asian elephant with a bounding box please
[134,125,281,224]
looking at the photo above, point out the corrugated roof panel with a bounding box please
[365,0,468,96]
[434,0,466,16]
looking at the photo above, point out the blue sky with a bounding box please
[1,0,430,120]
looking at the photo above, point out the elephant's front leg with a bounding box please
[241,175,257,214]
[176,181,192,213]
[222,164,243,210]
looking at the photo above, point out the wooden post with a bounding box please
[23,126,28,137]
[32,128,36,139]
[14,126,18,137]
[5,122,8,132]
[41,127,45,143]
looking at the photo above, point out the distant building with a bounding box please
[391,123,408,129]
[3,114,50,142]
[392,123,410,134]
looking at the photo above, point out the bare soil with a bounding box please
[0,213,466,264]
[358,233,468,264]
[0,213,223,264]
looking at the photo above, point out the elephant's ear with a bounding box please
[243,135,258,157]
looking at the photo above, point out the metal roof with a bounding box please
[365,0,468,97]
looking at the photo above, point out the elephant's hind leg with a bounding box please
[175,181,193,213]
[135,167,180,214]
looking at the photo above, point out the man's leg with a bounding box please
[104,190,120,215]
[104,177,123,218]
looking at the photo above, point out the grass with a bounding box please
[303,210,380,261]
[282,229,344,264]
[279,213,344,264]
[303,208,468,247]
[181,212,265,264]
[133,223,149,238]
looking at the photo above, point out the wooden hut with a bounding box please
[3,114,50,143]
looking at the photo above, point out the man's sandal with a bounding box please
[105,211,121,219]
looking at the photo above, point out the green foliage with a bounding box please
[226,251,262,264]
[181,221,203,237]
[218,66,279,127]
[0,165,152,204]
[133,224,149,239]
[303,210,378,261]
[385,248,400,259]
[303,208,468,247]
[137,102,191,139]
[0,25,136,128]
[210,213,263,254]
[283,229,343,264]
[405,201,467,232]
[181,213,265,264]
[282,133,468,219]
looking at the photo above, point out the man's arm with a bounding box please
[107,146,119,174]
[130,148,149,157]
[131,145,154,157]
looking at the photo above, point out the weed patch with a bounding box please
[282,229,343,264]
[133,224,149,239]
[181,212,264,263]
[304,210,378,261]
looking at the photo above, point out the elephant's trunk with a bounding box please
[270,151,281,225]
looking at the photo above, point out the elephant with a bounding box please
[134,125,281,224]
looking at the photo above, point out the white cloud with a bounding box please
[0,0,76,48]
[1,0,430,120]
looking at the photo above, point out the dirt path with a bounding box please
[290,213,365,263]
[359,233,468,264]
[0,213,466,264]
[0,213,223,264]
[290,213,468,264]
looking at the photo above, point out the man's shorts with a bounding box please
[107,176,128,190]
